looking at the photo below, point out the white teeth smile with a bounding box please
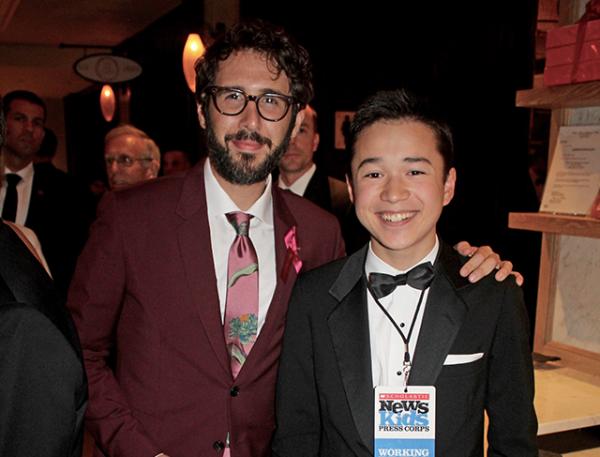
[380,212,413,222]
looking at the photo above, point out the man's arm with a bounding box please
[0,305,83,457]
[454,241,524,286]
[272,279,321,457]
[66,193,160,457]
[485,282,538,456]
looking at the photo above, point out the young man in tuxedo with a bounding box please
[273,89,537,457]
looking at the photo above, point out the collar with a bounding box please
[4,161,34,182]
[365,236,440,277]
[204,159,273,226]
[277,162,317,196]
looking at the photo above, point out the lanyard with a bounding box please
[367,283,427,387]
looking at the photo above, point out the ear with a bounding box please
[312,132,320,153]
[346,174,355,204]
[197,103,207,129]
[442,167,456,206]
[148,160,161,179]
[290,109,306,140]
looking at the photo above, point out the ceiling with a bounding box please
[0,0,182,99]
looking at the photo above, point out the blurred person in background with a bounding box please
[104,124,160,190]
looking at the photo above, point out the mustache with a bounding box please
[224,130,272,148]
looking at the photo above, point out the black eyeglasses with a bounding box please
[204,86,296,122]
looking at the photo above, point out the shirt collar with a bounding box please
[365,236,439,276]
[4,161,34,182]
[204,159,273,226]
[277,162,317,197]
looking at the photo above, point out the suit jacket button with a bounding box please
[230,386,239,397]
[213,440,225,451]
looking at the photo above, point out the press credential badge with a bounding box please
[374,386,436,456]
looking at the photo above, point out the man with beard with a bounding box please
[67,20,513,457]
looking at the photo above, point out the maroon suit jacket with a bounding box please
[67,162,345,457]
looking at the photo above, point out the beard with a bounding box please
[205,112,295,185]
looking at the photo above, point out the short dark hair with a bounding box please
[2,90,47,121]
[348,89,454,176]
[195,19,313,110]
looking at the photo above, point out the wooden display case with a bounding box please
[510,78,600,377]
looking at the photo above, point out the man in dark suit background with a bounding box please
[0,90,94,297]
[273,89,537,457]
[0,95,87,457]
[276,105,351,220]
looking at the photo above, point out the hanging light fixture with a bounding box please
[72,51,142,123]
[182,33,205,93]
[100,84,116,122]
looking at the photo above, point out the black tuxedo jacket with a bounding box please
[25,163,95,297]
[0,221,87,457]
[273,242,537,457]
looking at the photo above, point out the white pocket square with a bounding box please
[444,352,484,365]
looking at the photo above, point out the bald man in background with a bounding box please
[104,124,160,190]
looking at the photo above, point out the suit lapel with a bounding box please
[25,171,43,230]
[408,243,470,386]
[176,163,230,376]
[303,167,332,212]
[241,186,299,370]
[328,246,374,454]
[0,221,79,353]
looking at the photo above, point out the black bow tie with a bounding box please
[368,262,435,299]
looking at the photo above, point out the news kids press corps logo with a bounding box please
[377,392,430,432]
[374,389,436,457]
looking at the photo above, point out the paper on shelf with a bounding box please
[540,125,600,216]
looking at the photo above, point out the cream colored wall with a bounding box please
[551,235,600,354]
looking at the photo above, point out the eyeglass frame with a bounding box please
[203,86,299,122]
[105,155,154,168]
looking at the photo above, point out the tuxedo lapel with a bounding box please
[408,243,471,386]
[328,247,374,454]
[176,164,230,377]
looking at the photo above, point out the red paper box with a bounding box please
[544,19,600,86]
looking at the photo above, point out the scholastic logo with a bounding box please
[379,393,429,401]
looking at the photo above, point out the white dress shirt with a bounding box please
[204,160,276,335]
[277,162,316,197]
[366,237,439,387]
[0,162,34,225]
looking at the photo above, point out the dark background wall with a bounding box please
[64,0,542,333]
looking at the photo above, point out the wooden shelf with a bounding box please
[516,81,600,109]
[508,212,600,238]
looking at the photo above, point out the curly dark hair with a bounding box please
[195,19,313,110]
